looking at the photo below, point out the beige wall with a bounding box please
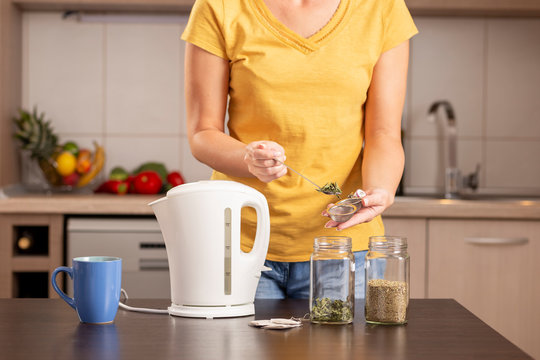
[21,12,211,183]
[20,13,540,195]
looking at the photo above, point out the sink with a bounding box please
[456,194,540,202]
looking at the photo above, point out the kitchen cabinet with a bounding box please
[0,0,22,188]
[9,0,540,16]
[428,219,540,359]
[381,217,427,298]
[11,0,194,12]
[405,0,540,16]
[0,214,63,298]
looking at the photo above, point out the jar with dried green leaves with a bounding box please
[310,236,355,324]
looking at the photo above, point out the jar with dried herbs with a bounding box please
[310,236,354,324]
[365,236,409,325]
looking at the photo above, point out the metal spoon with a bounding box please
[274,159,338,195]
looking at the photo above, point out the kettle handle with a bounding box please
[239,195,270,272]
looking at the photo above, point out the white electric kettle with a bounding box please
[149,180,270,318]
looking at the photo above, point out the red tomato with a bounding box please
[133,171,162,194]
[166,171,185,187]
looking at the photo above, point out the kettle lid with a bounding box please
[166,180,262,198]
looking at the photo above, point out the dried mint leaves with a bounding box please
[311,297,353,323]
[317,182,342,198]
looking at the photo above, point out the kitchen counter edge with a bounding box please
[1,194,540,219]
[0,194,161,215]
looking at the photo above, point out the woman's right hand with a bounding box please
[243,141,287,183]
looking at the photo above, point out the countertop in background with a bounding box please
[1,186,540,219]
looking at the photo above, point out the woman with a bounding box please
[182,0,417,298]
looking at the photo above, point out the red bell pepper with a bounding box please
[133,171,162,194]
[94,180,128,195]
[126,175,136,193]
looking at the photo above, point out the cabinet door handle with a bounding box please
[464,237,529,246]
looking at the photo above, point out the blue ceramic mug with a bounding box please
[52,256,122,324]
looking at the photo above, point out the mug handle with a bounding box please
[51,266,75,309]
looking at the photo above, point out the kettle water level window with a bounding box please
[224,208,232,295]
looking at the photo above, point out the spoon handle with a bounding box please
[274,159,322,190]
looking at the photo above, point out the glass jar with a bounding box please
[365,236,409,325]
[310,236,355,324]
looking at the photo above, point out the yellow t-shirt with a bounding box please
[181,0,418,262]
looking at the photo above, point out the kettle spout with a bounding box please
[149,197,170,241]
[149,196,168,222]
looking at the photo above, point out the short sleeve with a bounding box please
[181,0,228,59]
[381,0,418,53]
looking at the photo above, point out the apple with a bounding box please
[62,172,80,186]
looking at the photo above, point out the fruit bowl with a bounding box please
[13,108,105,193]
[20,141,105,193]
[39,141,105,192]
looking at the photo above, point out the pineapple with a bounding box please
[13,107,58,160]
[13,108,61,185]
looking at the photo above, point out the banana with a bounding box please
[77,141,105,188]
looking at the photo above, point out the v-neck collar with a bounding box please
[250,0,352,54]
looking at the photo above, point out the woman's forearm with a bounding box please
[189,128,254,177]
[362,40,409,203]
[185,43,255,178]
[361,132,404,201]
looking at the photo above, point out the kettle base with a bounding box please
[168,303,255,319]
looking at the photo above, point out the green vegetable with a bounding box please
[311,297,353,323]
[317,182,342,198]
[109,166,129,181]
[132,162,168,182]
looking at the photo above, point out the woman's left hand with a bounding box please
[322,188,394,231]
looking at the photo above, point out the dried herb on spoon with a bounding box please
[273,159,341,197]
[317,182,342,198]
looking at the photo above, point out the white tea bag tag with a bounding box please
[249,318,302,330]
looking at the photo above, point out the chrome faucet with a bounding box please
[427,100,460,199]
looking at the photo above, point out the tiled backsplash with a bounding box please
[406,17,540,196]
[22,12,211,183]
[22,13,540,195]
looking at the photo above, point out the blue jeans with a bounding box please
[255,251,367,299]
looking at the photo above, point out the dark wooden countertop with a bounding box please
[0,298,531,359]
